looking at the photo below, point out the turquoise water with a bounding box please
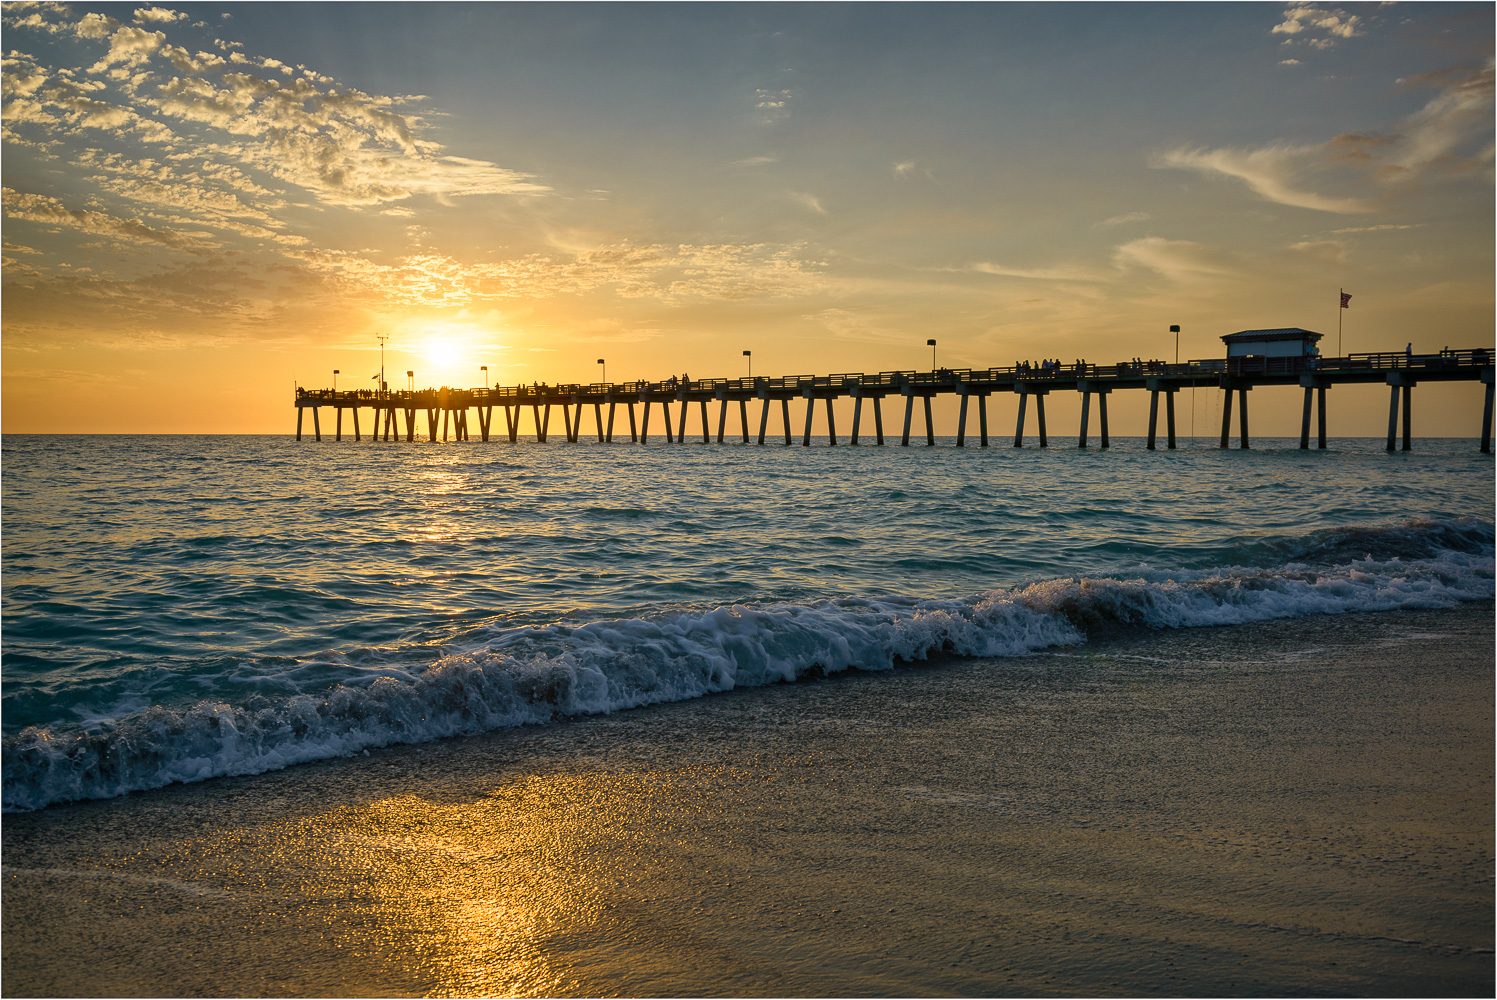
[3,434,1492,810]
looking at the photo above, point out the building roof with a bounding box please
[1220,327,1324,344]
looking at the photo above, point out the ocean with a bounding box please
[3,433,1491,814]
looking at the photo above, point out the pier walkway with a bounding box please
[296,348,1495,453]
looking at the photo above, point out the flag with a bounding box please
[371,373,380,380]
[1340,292,1352,308]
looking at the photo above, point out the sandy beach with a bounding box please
[4,603,1492,997]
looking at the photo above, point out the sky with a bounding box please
[2,2,1493,435]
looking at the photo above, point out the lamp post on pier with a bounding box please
[598,358,606,384]
[407,370,414,392]
[481,365,488,389]
[1170,325,1180,365]
[333,369,339,393]
[743,350,752,378]
[927,339,937,370]
[376,332,389,394]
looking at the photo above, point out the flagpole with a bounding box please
[1338,288,1343,357]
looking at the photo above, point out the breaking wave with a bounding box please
[4,518,1490,812]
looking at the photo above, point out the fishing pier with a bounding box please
[296,345,1495,453]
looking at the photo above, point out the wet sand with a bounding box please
[4,604,1493,997]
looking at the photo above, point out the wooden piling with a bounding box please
[757,398,770,445]
[826,397,837,445]
[1165,390,1176,449]
[676,399,688,443]
[1220,388,1233,449]
[335,407,343,442]
[717,400,727,444]
[1014,393,1027,448]
[874,396,885,445]
[606,402,616,443]
[1402,383,1412,451]
[1099,392,1109,449]
[780,399,792,446]
[1238,388,1250,449]
[312,406,321,442]
[1036,393,1048,448]
[1300,387,1313,450]
[956,395,969,447]
[978,396,988,447]
[739,400,749,443]
[923,396,935,446]
[296,407,304,441]
[700,400,710,444]
[628,402,637,442]
[851,396,863,444]
[1317,388,1327,449]
[1386,385,1399,451]
[802,398,814,447]
[641,399,652,443]
[902,395,914,446]
[1147,391,1159,450]
[1482,379,1494,454]
[1079,392,1090,448]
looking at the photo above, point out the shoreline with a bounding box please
[4,603,1493,996]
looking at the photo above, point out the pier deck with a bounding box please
[296,348,1496,452]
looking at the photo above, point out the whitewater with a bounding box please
[3,434,1492,811]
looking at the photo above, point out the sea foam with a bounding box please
[3,517,1491,812]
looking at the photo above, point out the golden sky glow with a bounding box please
[2,3,1492,433]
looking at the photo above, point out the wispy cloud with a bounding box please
[969,261,1103,282]
[1099,211,1150,227]
[1113,237,1232,281]
[1155,144,1372,213]
[790,191,828,215]
[1157,61,1493,212]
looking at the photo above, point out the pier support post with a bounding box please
[385,407,395,442]
[1099,392,1109,449]
[956,395,969,447]
[1482,377,1494,454]
[1147,391,1159,450]
[676,399,688,443]
[595,403,604,442]
[874,396,885,445]
[1014,393,1027,447]
[336,407,343,442]
[978,395,988,447]
[606,402,617,443]
[441,408,449,443]
[717,400,727,443]
[924,396,935,446]
[700,400,710,444]
[1036,393,1047,448]
[1238,388,1250,449]
[826,397,837,446]
[781,399,792,446]
[758,398,770,445]
[902,394,914,446]
[1403,385,1412,452]
[739,400,749,443]
[628,403,637,442]
[481,407,492,442]
[1318,388,1327,449]
[1300,388,1312,450]
[1386,385,1400,451]
[640,400,652,443]
[851,396,863,444]
[312,406,321,441]
[663,401,674,443]
[296,406,304,441]
[1079,392,1090,448]
[802,398,814,447]
[1166,390,1176,449]
[1219,388,1233,449]
[427,409,439,442]
[405,408,416,442]
[506,406,517,443]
